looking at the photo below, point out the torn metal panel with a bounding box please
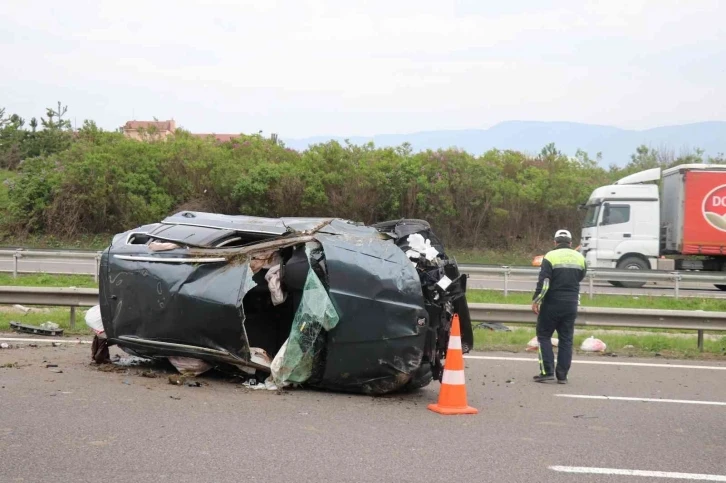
[100,249,259,369]
[313,233,428,394]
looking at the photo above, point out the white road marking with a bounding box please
[464,355,726,371]
[555,394,726,406]
[549,465,726,481]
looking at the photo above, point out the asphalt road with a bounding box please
[1,339,724,482]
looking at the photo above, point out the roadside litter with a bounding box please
[474,322,511,332]
[580,336,607,352]
[525,336,559,352]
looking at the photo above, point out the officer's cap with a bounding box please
[554,229,572,242]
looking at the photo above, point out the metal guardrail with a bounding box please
[0,249,101,281]
[0,286,722,351]
[469,303,726,351]
[1,249,726,298]
[0,286,98,331]
[462,265,726,299]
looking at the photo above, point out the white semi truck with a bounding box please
[578,163,726,289]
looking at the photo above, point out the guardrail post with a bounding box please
[94,253,101,283]
[12,251,19,279]
[502,266,510,297]
[70,306,76,330]
[697,330,704,352]
[588,272,594,300]
[671,272,681,299]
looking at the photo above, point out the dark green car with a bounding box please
[98,212,472,395]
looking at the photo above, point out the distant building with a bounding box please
[122,119,241,143]
[123,120,177,140]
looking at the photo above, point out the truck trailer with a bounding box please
[579,163,726,289]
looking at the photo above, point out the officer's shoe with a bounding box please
[557,378,568,384]
[532,374,555,383]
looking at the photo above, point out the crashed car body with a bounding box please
[97,211,473,395]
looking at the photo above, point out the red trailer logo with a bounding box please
[702,184,726,232]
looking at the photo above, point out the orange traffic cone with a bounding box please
[428,313,478,415]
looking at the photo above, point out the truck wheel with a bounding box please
[613,256,648,289]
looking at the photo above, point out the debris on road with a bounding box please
[0,343,9,349]
[95,214,472,395]
[9,321,64,337]
[168,357,212,377]
[85,306,111,364]
[168,375,187,386]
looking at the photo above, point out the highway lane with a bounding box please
[0,342,724,482]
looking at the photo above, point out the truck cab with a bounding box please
[580,168,661,273]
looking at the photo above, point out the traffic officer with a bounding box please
[531,229,586,384]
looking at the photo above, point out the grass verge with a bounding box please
[473,327,726,359]
[0,273,98,288]
[449,248,536,266]
[467,289,726,312]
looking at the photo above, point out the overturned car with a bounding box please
[96,212,473,395]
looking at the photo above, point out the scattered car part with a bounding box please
[10,321,64,337]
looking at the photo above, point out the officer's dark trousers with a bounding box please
[536,299,578,380]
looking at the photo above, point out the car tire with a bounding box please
[613,256,648,289]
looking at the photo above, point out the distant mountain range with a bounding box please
[281,121,726,166]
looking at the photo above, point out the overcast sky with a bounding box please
[1,0,725,138]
